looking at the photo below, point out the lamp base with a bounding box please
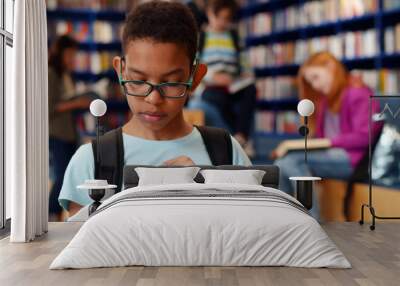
[289,177,321,210]
[88,188,105,216]
[295,181,313,210]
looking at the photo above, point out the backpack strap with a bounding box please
[91,127,124,193]
[196,125,233,165]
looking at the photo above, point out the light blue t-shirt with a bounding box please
[59,128,251,210]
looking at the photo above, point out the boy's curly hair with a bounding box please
[122,1,198,64]
[207,0,238,16]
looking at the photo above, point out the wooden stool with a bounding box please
[319,179,400,222]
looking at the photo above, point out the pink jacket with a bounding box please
[315,86,382,167]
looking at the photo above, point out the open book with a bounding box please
[274,138,331,158]
[228,77,255,94]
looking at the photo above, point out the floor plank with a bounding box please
[0,222,399,286]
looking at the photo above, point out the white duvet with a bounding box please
[50,183,351,269]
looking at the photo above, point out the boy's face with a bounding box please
[113,39,204,133]
[207,8,233,32]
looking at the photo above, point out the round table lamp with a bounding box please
[291,99,320,210]
[77,99,110,215]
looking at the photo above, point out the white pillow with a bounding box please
[200,169,266,185]
[135,167,201,186]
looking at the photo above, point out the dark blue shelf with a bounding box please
[246,28,301,46]
[72,70,117,82]
[255,64,299,77]
[382,8,400,27]
[78,41,122,51]
[256,98,298,111]
[343,56,377,70]
[340,13,375,32]
[382,54,400,68]
[246,13,375,47]
[240,0,307,19]
[47,9,125,22]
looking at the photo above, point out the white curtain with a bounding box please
[7,0,49,242]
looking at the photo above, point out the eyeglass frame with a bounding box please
[118,56,199,99]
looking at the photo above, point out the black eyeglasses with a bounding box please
[118,57,199,99]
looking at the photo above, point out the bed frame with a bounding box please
[123,165,280,189]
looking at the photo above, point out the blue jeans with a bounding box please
[274,148,353,219]
[49,137,76,215]
[187,98,231,131]
[196,85,257,139]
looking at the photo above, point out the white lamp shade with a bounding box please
[297,99,315,117]
[90,99,107,117]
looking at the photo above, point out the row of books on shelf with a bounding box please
[338,69,400,95]
[74,51,118,74]
[384,0,400,10]
[255,111,299,134]
[256,77,296,101]
[46,0,127,10]
[247,0,377,35]
[48,20,123,43]
[254,69,400,104]
[248,29,377,68]
[385,24,400,54]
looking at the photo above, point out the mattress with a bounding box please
[50,183,351,269]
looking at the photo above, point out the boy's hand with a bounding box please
[163,156,195,166]
[212,72,233,87]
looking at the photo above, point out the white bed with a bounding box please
[50,183,351,269]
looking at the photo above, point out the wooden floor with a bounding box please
[1,222,400,286]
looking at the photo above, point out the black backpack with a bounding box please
[91,126,233,193]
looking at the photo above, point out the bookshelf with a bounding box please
[46,1,129,139]
[239,0,400,157]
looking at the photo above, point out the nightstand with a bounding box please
[289,177,321,210]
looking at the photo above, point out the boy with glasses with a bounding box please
[58,1,251,216]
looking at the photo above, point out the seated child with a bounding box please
[192,0,257,150]
[58,1,251,216]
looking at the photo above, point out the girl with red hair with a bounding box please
[274,51,382,218]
